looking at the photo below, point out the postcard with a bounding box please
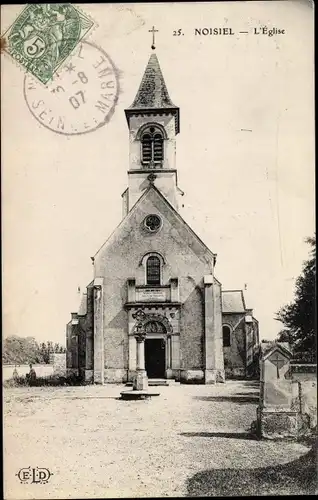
[2,2,315,498]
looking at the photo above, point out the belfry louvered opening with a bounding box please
[141,127,164,165]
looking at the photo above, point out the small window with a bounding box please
[141,127,164,164]
[146,256,161,285]
[223,325,231,347]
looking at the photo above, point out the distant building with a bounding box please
[66,49,259,384]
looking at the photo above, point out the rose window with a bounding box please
[144,214,162,232]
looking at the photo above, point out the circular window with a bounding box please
[144,214,162,233]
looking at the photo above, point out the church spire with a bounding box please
[128,53,178,110]
[125,51,179,134]
[123,36,182,213]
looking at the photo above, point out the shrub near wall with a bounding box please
[3,364,54,381]
[3,374,82,388]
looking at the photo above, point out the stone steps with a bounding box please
[125,379,178,387]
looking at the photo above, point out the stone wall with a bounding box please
[222,313,246,378]
[289,364,317,430]
[49,353,67,376]
[289,363,317,382]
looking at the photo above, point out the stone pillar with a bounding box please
[128,336,136,381]
[93,282,104,384]
[85,284,94,383]
[171,335,180,369]
[136,337,145,369]
[166,336,173,378]
[204,275,225,384]
[133,333,148,391]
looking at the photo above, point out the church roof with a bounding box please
[125,53,180,133]
[222,290,246,313]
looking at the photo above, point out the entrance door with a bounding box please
[145,339,165,378]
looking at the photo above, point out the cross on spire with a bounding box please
[269,353,287,379]
[149,26,158,50]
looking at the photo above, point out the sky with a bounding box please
[2,1,315,345]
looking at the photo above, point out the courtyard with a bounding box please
[4,380,315,498]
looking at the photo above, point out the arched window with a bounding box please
[223,325,231,347]
[141,127,164,165]
[146,256,161,285]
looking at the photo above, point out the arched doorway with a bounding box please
[144,321,166,378]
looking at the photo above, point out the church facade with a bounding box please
[66,51,259,384]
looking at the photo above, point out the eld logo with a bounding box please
[16,467,53,484]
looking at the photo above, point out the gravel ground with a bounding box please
[4,381,312,498]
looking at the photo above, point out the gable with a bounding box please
[94,184,215,267]
[261,341,293,361]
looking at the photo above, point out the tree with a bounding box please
[276,329,294,344]
[3,336,67,364]
[3,336,42,364]
[47,341,54,353]
[276,236,316,359]
[40,342,50,363]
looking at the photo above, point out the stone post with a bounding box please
[120,309,161,400]
[133,324,148,391]
[136,336,145,370]
[254,342,309,439]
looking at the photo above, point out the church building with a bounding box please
[66,45,259,384]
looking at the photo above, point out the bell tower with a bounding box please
[123,29,182,214]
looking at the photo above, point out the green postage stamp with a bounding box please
[1,4,94,84]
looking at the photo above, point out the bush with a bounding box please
[3,376,28,388]
[3,374,83,388]
[292,352,316,364]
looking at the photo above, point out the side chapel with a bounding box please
[66,40,260,384]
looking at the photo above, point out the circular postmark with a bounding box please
[23,41,119,135]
